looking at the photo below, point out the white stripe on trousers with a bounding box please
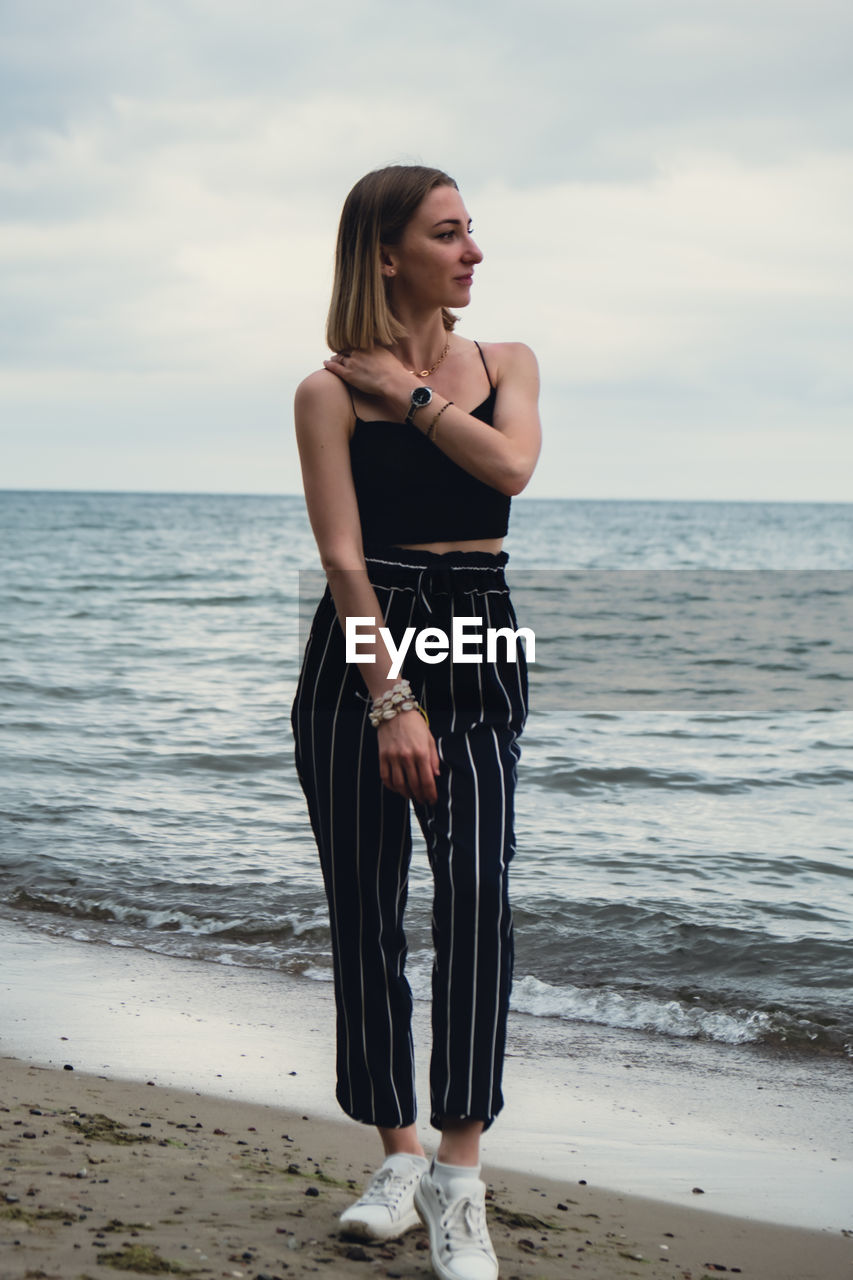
[291,549,527,1130]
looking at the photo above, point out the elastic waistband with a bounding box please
[364,546,509,571]
[364,546,510,594]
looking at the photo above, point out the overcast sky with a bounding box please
[1,0,851,500]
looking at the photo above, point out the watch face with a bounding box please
[411,386,432,408]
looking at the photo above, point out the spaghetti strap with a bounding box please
[473,340,494,389]
[343,381,358,417]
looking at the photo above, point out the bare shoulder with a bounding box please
[294,368,354,436]
[477,341,539,381]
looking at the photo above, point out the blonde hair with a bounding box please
[326,165,459,353]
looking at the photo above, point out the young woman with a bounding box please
[291,164,541,1280]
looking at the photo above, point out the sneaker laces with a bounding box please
[442,1192,492,1255]
[360,1165,416,1208]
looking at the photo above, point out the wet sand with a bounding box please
[1,920,852,1278]
[2,1054,851,1280]
[2,922,852,1231]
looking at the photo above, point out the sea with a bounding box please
[1,490,851,1064]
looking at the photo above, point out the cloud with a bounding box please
[1,0,851,497]
[470,151,853,383]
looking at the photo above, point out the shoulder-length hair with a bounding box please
[326,164,459,353]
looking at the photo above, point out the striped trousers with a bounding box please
[291,548,528,1131]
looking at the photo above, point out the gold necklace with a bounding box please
[408,340,450,378]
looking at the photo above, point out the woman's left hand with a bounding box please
[323,347,412,402]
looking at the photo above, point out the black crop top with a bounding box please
[349,343,511,548]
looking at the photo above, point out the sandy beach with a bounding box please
[2,1054,851,1280]
[1,921,851,1279]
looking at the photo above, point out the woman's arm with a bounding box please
[294,370,440,804]
[323,342,542,496]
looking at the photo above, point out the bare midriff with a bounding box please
[393,538,504,555]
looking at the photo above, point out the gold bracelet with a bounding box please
[426,400,453,442]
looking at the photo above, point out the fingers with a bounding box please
[377,713,439,805]
[413,752,439,807]
[389,747,434,806]
[322,347,397,398]
[413,736,441,806]
[322,356,349,380]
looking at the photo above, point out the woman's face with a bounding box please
[383,185,483,310]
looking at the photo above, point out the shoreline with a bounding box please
[2,1055,851,1280]
[1,919,851,1239]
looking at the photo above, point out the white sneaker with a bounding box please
[414,1163,499,1280]
[339,1153,427,1241]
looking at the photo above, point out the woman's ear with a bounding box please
[379,246,397,278]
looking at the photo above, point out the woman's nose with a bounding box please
[464,237,483,263]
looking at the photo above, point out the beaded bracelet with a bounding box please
[426,400,453,443]
[371,701,429,728]
[368,679,428,728]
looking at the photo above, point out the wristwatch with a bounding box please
[405,385,433,426]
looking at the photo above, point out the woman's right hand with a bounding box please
[323,347,414,408]
[377,709,441,806]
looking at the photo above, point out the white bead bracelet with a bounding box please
[368,679,428,728]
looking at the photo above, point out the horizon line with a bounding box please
[1,487,851,507]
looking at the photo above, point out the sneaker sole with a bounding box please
[339,1205,422,1241]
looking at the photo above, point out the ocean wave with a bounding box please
[509,974,846,1053]
[146,751,289,775]
[138,594,268,607]
[527,762,853,794]
[4,888,327,943]
[6,899,850,1057]
[0,678,142,703]
[300,954,851,1056]
[13,749,294,776]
